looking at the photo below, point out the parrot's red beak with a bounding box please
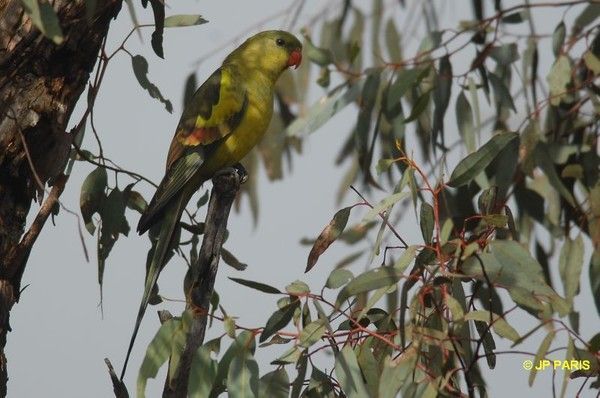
[287,49,302,69]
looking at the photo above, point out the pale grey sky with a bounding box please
[7,1,598,397]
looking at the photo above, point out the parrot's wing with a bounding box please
[137,151,204,233]
[167,67,248,168]
[137,66,247,233]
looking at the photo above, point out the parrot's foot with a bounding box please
[214,164,248,184]
[233,163,248,183]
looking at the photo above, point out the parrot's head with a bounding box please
[225,30,303,81]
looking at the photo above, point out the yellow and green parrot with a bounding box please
[121,30,302,379]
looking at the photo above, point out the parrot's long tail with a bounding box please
[120,190,188,381]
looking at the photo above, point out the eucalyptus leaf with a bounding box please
[448,132,518,187]
[164,14,208,27]
[461,241,569,316]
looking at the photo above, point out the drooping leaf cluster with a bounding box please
[32,0,599,396]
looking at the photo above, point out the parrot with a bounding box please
[120,30,302,380]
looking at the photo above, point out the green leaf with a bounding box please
[488,72,516,112]
[432,55,453,144]
[137,318,179,398]
[131,54,173,112]
[164,14,208,27]
[298,319,326,348]
[445,295,465,319]
[259,369,289,398]
[547,55,572,106]
[552,22,566,57]
[316,67,331,88]
[387,67,429,108]
[357,285,390,320]
[573,4,600,32]
[490,43,519,65]
[224,317,236,338]
[590,250,600,316]
[228,277,281,294]
[335,346,370,398]
[478,186,497,215]
[355,338,379,397]
[584,51,600,75]
[559,235,584,309]
[290,351,307,397]
[404,89,431,123]
[385,18,402,61]
[335,251,363,268]
[336,267,405,306]
[326,269,354,289]
[210,331,256,397]
[306,207,352,272]
[529,331,555,386]
[80,166,107,234]
[97,188,130,299]
[188,346,218,397]
[534,142,575,206]
[124,187,148,214]
[378,347,417,398]
[147,0,165,58]
[463,310,520,342]
[440,219,454,245]
[227,352,259,398]
[286,81,364,137]
[258,335,292,348]
[306,367,336,396]
[559,338,575,398]
[286,280,310,295]
[482,214,508,228]
[166,311,191,385]
[474,318,496,368]
[272,346,303,365]
[456,91,475,153]
[461,240,569,316]
[217,246,246,269]
[448,132,518,187]
[304,35,333,66]
[375,158,395,175]
[259,300,299,343]
[393,245,417,272]
[361,192,409,223]
[20,0,64,44]
[419,202,434,244]
[354,70,381,169]
[418,30,442,53]
[502,11,526,24]
[339,221,378,244]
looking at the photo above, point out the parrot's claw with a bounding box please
[233,163,248,184]
[214,164,248,184]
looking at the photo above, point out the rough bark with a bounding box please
[0,0,121,395]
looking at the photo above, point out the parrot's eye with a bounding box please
[276,38,285,47]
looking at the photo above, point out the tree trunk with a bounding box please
[0,0,121,395]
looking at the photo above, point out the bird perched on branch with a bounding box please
[121,30,302,379]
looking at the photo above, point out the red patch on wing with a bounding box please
[287,50,302,69]
[180,127,223,146]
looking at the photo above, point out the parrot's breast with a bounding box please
[202,78,273,175]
